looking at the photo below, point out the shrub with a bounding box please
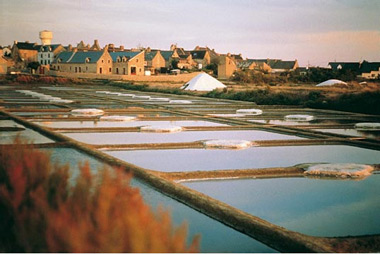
[0,139,199,252]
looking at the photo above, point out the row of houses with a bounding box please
[217,54,299,79]
[328,61,380,79]
[2,33,379,79]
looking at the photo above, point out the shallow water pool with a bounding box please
[105,145,380,172]
[64,129,304,145]
[183,175,380,237]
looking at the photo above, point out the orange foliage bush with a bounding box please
[0,140,199,252]
[15,75,35,83]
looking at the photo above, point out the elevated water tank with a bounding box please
[39,30,53,45]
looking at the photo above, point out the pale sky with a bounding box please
[1,0,379,67]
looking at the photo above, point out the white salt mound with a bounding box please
[284,114,314,122]
[169,100,192,104]
[305,163,374,178]
[236,109,263,116]
[50,99,74,104]
[71,108,104,116]
[208,113,246,118]
[140,125,183,133]
[316,79,347,87]
[96,91,109,94]
[203,139,255,149]
[354,122,380,131]
[99,115,136,121]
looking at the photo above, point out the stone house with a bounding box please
[51,47,112,74]
[160,50,179,69]
[144,50,166,74]
[11,41,40,63]
[110,51,145,75]
[190,50,211,69]
[218,54,237,79]
[359,61,380,79]
[268,60,299,73]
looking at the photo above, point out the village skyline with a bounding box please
[1,0,379,67]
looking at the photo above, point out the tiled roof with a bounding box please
[52,52,74,63]
[269,60,297,70]
[109,51,140,62]
[329,62,360,71]
[53,51,104,63]
[15,42,39,50]
[360,61,380,73]
[190,50,206,59]
[160,51,174,61]
[70,51,104,63]
[145,51,158,61]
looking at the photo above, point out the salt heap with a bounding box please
[71,108,104,116]
[236,109,263,116]
[354,122,380,131]
[169,100,192,104]
[203,140,255,149]
[305,163,374,179]
[284,114,314,122]
[316,79,347,87]
[99,115,136,121]
[96,91,109,94]
[140,125,183,133]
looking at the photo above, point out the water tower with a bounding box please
[39,30,53,45]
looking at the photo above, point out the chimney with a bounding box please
[14,40,18,45]
[120,45,124,51]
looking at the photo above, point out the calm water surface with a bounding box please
[105,145,380,172]
[183,175,380,237]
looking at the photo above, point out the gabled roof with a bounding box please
[190,50,206,60]
[329,62,360,71]
[269,60,297,70]
[160,50,174,61]
[15,42,39,50]
[360,61,380,73]
[53,51,104,63]
[109,51,141,62]
[39,45,53,52]
[238,59,256,68]
[145,51,158,61]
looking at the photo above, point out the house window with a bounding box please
[102,60,104,63]
[40,60,43,64]
[109,68,112,73]
[131,67,136,75]
[108,60,110,63]
[75,67,77,73]
[86,66,88,71]
[116,68,119,74]
[123,68,126,75]
[136,59,139,63]
[79,67,81,73]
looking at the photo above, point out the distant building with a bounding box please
[11,41,40,63]
[110,51,144,75]
[52,47,112,74]
[359,61,380,79]
[218,54,237,79]
[268,59,299,73]
[328,62,361,73]
[144,50,166,74]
